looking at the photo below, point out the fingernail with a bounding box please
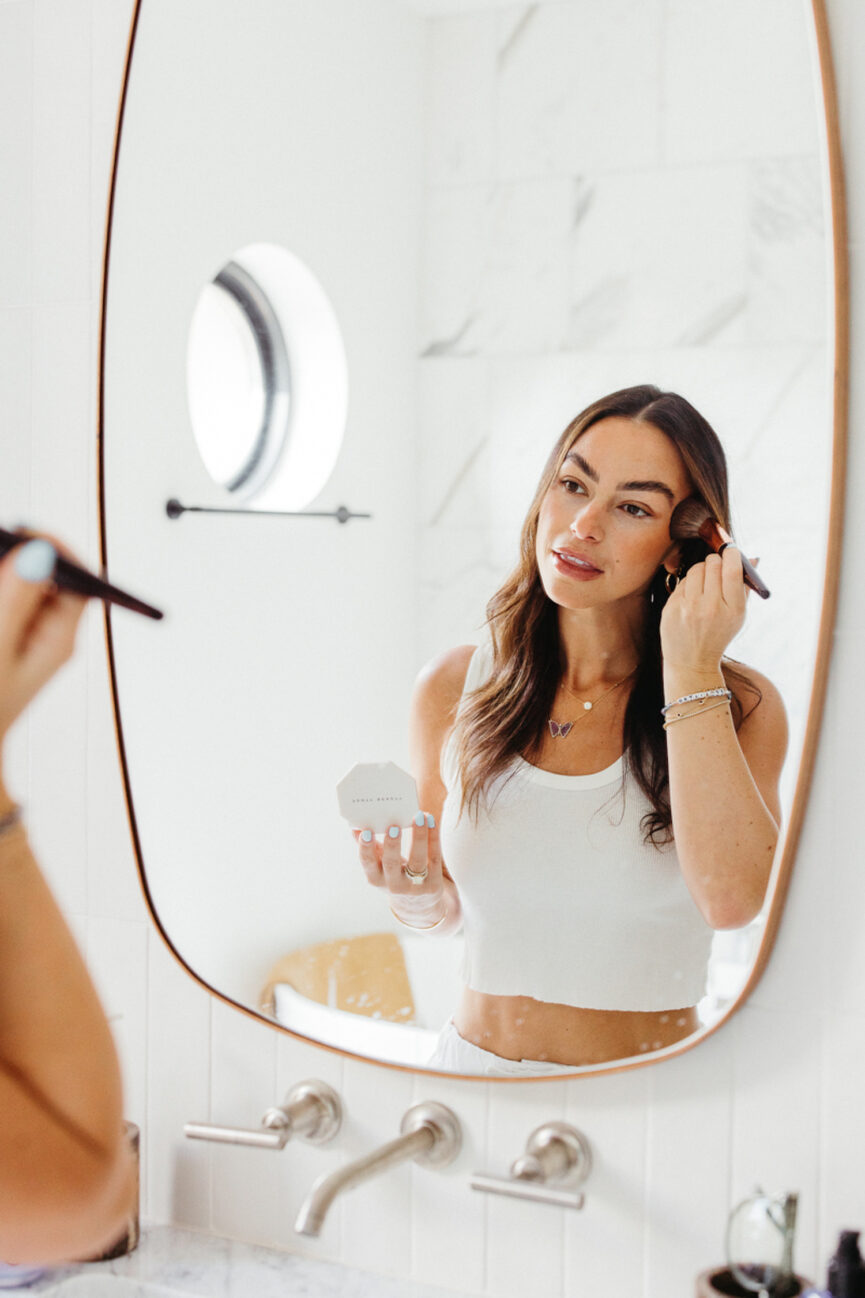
[14,539,56,582]
[414,812,425,828]
[361,829,373,843]
[426,814,436,829]
[388,826,400,839]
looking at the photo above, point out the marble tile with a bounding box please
[664,0,821,165]
[742,157,828,346]
[424,11,496,188]
[33,0,91,305]
[0,2,32,309]
[421,178,576,357]
[45,1223,466,1297]
[569,166,749,351]
[495,0,663,181]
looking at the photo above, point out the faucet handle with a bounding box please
[184,1079,342,1150]
[471,1122,592,1210]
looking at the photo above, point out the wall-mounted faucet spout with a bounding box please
[295,1101,461,1238]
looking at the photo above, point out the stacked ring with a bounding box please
[403,865,428,885]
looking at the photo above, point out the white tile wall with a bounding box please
[1,2,863,1296]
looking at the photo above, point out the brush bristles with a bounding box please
[668,497,714,540]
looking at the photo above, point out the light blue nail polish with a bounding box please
[388,826,400,839]
[361,829,373,842]
[14,539,56,582]
[426,814,436,829]
[414,812,425,828]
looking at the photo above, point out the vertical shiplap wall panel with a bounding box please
[337,1058,415,1278]
[209,1000,281,1244]
[145,933,212,1231]
[643,1036,734,1294]
[32,0,91,306]
[563,1067,650,1296]
[0,2,33,309]
[408,1072,488,1294]
[273,1035,346,1258]
[484,1081,569,1298]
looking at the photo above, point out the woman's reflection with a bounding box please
[354,385,787,1075]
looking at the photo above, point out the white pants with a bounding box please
[426,1019,579,1077]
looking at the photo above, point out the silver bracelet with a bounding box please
[0,804,23,840]
[661,687,731,716]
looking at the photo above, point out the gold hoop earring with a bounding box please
[665,566,685,594]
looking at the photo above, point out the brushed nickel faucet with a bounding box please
[184,1079,342,1150]
[295,1101,462,1237]
[471,1121,592,1209]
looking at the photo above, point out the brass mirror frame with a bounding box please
[97,0,849,1080]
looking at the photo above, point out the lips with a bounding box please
[552,548,603,575]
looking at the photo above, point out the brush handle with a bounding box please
[719,543,770,600]
[0,528,163,620]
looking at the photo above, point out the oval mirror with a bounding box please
[100,0,847,1077]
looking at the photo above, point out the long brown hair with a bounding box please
[451,384,759,844]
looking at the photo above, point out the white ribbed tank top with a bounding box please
[439,641,713,1013]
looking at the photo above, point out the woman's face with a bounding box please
[534,415,692,609]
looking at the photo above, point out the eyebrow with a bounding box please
[563,451,676,503]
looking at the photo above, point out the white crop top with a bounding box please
[439,641,713,1013]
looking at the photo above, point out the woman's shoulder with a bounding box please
[721,659,788,739]
[413,644,479,723]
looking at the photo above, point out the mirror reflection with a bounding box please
[103,0,832,1076]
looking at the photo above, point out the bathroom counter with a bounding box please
[30,1224,462,1297]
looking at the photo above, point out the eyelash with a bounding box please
[559,478,652,520]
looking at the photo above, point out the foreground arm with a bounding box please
[661,548,788,930]
[0,542,134,1263]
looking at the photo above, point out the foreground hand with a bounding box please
[660,547,751,672]
[353,813,446,926]
[0,535,88,741]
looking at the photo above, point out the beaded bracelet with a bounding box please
[661,687,731,717]
[390,906,447,932]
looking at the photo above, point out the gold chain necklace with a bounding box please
[548,668,637,739]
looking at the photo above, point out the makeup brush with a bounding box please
[669,499,770,599]
[0,527,163,619]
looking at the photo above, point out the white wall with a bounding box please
[0,1,863,1295]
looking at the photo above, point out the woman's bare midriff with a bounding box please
[454,987,699,1067]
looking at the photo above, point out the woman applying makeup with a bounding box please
[355,385,787,1074]
[0,536,134,1263]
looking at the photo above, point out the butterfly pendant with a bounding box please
[548,720,574,738]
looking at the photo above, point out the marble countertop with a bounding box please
[26,1225,461,1297]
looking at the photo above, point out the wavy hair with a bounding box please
[451,384,759,844]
